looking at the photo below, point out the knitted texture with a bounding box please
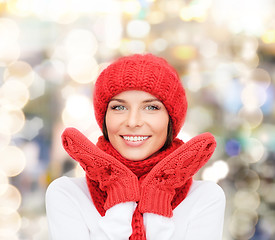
[62,128,140,210]
[93,54,187,138]
[95,135,192,240]
[138,132,216,217]
[61,127,216,239]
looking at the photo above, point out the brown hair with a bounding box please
[102,115,173,151]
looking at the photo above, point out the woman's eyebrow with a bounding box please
[109,98,126,103]
[109,98,161,103]
[143,99,161,103]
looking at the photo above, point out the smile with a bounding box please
[121,135,150,142]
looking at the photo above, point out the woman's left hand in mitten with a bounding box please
[138,132,216,217]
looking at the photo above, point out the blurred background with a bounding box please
[0,0,275,239]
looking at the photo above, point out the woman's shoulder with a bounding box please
[47,176,86,190]
[174,180,225,219]
[188,180,226,211]
[46,176,91,202]
[46,176,102,230]
[190,180,225,200]
[178,180,226,208]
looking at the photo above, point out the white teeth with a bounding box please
[123,136,149,142]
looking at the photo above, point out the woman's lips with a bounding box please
[121,135,150,147]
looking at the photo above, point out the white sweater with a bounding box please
[46,176,225,240]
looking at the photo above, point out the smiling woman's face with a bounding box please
[105,90,169,161]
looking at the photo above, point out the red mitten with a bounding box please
[61,127,140,210]
[138,132,216,217]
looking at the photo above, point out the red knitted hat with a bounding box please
[93,53,187,138]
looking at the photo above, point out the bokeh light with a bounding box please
[121,0,141,15]
[0,184,22,210]
[67,55,99,84]
[0,146,26,177]
[233,190,260,211]
[261,29,275,44]
[126,20,151,38]
[0,109,25,135]
[0,208,21,238]
[0,170,9,196]
[243,138,266,163]
[229,209,258,239]
[241,83,267,109]
[3,61,34,87]
[0,18,20,66]
[225,139,241,157]
[238,105,264,128]
[7,0,33,17]
[234,169,260,192]
[0,129,11,151]
[65,29,98,58]
[202,160,229,183]
[62,94,95,131]
[0,80,29,110]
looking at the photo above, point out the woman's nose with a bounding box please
[126,109,143,128]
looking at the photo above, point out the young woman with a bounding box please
[46,54,225,240]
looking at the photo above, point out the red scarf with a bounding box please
[86,136,193,239]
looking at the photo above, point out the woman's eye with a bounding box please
[145,105,160,110]
[111,105,126,111]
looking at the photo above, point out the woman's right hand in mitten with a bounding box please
[61,127,140,211]
[138,132,216,217]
